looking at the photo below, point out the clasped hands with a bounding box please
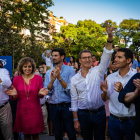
[100,79,123,93]
[133,79,140,97]
[51,66,61,82]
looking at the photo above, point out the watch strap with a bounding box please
[107,40,113,43]
[59,78,63,82]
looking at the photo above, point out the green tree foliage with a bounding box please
[48,19,119,61]
[48,19,140,62]
[0,0,53,68]
[119,19,140,48]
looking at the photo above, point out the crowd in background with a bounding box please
[1,22,140,140]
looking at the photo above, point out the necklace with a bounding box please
[24,80,31,100]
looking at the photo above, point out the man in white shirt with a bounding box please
[70,21,115,140]
[100,48,136,140]
[0,67,13,140]
[42,50,53,68]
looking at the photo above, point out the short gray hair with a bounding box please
[78,49,92,59]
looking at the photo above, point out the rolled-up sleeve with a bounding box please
[69,77,78,112]
[42,53,46,60]
[97,47,113,76]
[63,67,75,93]
[0,69,11,88]
[118,74,137,108]
[44,70,53,94]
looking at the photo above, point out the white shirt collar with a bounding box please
[78,67,92,77]
[116,68,132,78]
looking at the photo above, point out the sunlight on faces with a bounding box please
[92,56,96,62]
[22,62,33,75]
[114,52,131,69]
[13,71,18,77]
[79,52,92,69]
[47,52,50,58]
[111,62,117,70]
[52,52,64,64]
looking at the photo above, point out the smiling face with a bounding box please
[79,52,92,69]
[22,62,33,75]
[114,51,131,69]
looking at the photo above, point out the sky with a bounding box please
[49,0,140,25]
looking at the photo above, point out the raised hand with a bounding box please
[105,21,116,39]
[100,79,108,93]
[39,88,49,96]
[114,82,123,92]
[5,86,17,96]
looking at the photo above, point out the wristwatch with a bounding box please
[59,78,64,82]
[107,40,113,43]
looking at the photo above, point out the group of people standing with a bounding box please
[0,21,140,140]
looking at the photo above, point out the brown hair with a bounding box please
[17,57,36,75]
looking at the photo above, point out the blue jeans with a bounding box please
[78,109,106,140]
[108,115,135,140]
[49,104,76,140]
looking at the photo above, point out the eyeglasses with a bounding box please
[81,56,92,60]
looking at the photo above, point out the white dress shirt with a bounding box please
[70,47,113,111]
[0,68,12,106]
[42,53,53,68]
[106,69,136,117]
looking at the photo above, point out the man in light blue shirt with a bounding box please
[44,48,76,140]
[132,52,139,72]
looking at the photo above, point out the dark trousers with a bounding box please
[0,128,5,140]
[49,104,77,140]
[9,99,19,140]
[78,109,106,140]
[108,115,135,140]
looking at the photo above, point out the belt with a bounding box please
[0,101,8,109]
[50,102,71,107]
[79,105,105,114]
[110,113,135,121]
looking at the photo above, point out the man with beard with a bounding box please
[44,48,76,140]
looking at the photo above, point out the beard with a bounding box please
[0,65,4,68]
[53,59,61,65]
